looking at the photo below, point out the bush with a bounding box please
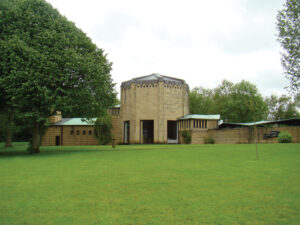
[277,132,292,143]
[94,114,113,145]
[181,130,191,144]
[204,137,215,144]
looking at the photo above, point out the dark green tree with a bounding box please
[0,0,116,152]
[277,0,300,94]
[94,114,113,145]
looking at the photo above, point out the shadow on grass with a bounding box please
[0,143,194,158]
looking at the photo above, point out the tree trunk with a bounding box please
[32,123,41,153]
[4,129,13,147]
[4,113,14,148]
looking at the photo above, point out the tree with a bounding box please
[0,0,116,152]
[189,80,268,123]
[277,0,300,94]
[189,87,214,114]
[265,94,300,120]
[94,114,113,145]
[229,80,268,123]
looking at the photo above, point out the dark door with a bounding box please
[55,136,60,146]
[167,121,178,143]
[142,120,154,144]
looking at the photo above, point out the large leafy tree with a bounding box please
[0,0,116,152]
[265,94,300,120]
[277,0,300,93]
[189,80,268,123]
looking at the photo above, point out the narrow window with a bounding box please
[70,130,74,135]
[83,130,86,135]
[193,120,195,128]
[76,130,80,135]
[205,120,207,128]
[89,130,92,135]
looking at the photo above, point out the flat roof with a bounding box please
[53,118,95,126]
[178,114,220,120]
[219,118,300,128]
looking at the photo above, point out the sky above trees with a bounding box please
[46,0,289,97]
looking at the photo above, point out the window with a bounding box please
[70,130,74,135]
[88,130,92,135]
[76,130,80,135]
[83,130,86,135]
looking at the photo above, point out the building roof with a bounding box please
[110,104,120,108]
[219,118,300,128]
[121,73,187,88]
[178,114,221,120]
[53,118,95,126]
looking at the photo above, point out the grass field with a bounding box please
[0,143,299,225]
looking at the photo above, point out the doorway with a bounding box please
[167,121,178,143]
[55,136,61,146]
[141,120,154,144]
[124,121,130,144]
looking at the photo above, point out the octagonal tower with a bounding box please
[120,73,189,144]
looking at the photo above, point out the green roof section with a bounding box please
[54,118,96,126]
[178,114,220,120]
[219,118,300,127]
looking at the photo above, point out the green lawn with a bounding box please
[0,143,299,225]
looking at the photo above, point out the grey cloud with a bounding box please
[254,69,289,95]
[92,12,140,43]
[153,28,194,48]
[211,0,285,54]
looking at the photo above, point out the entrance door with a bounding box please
[167,121,178,143]
[142,120,154,144]
[55,136,60,146]
[124,121,130,144]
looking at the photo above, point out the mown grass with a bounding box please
[0,142,299,225]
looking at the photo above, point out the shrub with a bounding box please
[181,130,191,144]
[277,132,292,143]
[94,114,113,145]
[204,137,215,144]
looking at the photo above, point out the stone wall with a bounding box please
[179,126,300,144]
[121,82,189,144]
[111,116,122,144]
[41,125,99,146]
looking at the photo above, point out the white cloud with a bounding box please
[46,0,288,97]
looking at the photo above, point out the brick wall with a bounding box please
[179,126,300,144]
[41,125,99,146]
[121,82,189,144]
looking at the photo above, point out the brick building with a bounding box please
[41,73,220,146]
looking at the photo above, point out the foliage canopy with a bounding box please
[277,0,300,94]
[0,0,116,152]
[189,80,268,123]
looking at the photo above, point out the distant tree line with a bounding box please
[189,79,300,123]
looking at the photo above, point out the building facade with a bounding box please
[41,73,219,146]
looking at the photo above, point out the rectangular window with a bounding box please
[76,130,80,135]
[205,120,207,128]
[88,130,92,135]
[70,130,74,135]
[83,130,86,135]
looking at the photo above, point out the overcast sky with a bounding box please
[46,0,289,97]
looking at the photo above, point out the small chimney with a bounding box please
[49,111,62,123]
